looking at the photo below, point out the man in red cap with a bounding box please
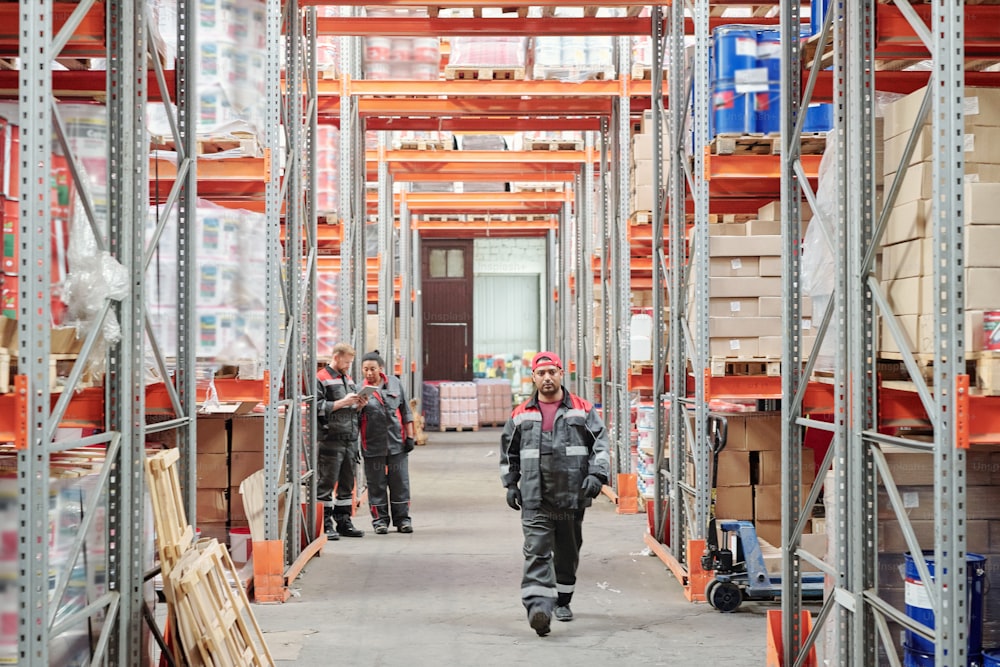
[500,350,611,637]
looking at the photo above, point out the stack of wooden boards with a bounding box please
[145,448,274,667]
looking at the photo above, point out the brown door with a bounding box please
[422,240,473,381]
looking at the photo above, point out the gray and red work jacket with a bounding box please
[500,391,612,510]
[359,372,413,458]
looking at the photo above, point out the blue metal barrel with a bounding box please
[904,552,986,658]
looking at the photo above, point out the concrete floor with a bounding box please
[253,428,769,666]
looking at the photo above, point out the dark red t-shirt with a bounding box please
[538,399,560,432]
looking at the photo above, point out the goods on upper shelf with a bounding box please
[875,88,1000,374]
[146,199,268,381]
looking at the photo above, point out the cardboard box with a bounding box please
[757,200,812,222]
[231,414,286,452]
[917,310,986,354]
[710,276,782,298]
[884,198,933,246]
[631,184,654,212]
[708,316,783,339]
[878,485,1000,522]
[967,182,1000,224]
[716,450,752,487]
[759,296,813,318]
[879,313,919,354]
[230,450,264,488]
[709,337,758,357]
[880,449,994,486]
[747,219,782,236]
[879,519,990,553]
[709,234,782,257]
[720,412,782,452]
[885,162,1000,206]
[714,485,754,521]
[196,489,228,523]
[709,256,760,278]
[196,453,229,489]
[757,448,816,486]
[883,125,1000,175]
[883,86,1000,139]
[709,297,760,318]
[196,415,229,455]
[881,238,930,281]
[708,222,747,236]
[758,256,783,277]
[967,225,1000,266]
[885,277,922,315]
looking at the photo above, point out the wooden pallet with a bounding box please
[151,133,262,158]
[430,6,528,18]
[170,540,274,667]
[630,361,653,375]
[630,63,669,80]
[443,66,525,81]
[710,133,827,157]
[970,351,1000,396]
[0,350,102,394]
[511,183,563,193]
[437,424,479,432]
[531,66,615,82]
[394,140,451,151]
[524,138,584,151]
[708,357,781,378]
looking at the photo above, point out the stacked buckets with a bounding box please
[904,551,987,666]
[710,24,834,138]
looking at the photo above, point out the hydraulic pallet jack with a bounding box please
[700,414,825,612]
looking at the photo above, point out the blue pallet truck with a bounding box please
[700,414,825,612]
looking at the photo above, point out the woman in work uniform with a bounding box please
[500,350,611,637]
[359,350,416,534]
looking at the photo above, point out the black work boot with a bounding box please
[336,517,364,538]
[323,508,339,541]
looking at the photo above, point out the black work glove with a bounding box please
[581,474,604,499]
[403,437,415,453]
[506,485,522,511]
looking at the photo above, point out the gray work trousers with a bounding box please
[520,452,585,616]
[317,440,356,521]
[364,451,410,527]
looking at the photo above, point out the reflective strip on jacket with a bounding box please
[317,365,359,442]
[499,391,611,510]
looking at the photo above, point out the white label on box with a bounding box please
[965,133,975,152]
[735,67,768,93]
[968,173,981,183]
[731,258,743,270]
[729,339,741,351]
[802,318,812,330]
[902,490,920,509]
[730,301,741,313]
[965,95,980,117]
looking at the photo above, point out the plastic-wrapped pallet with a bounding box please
[421,381,442,429]
[461,135,507,193]
[439,382,479,430]
[474,378,513,427]
[448,36,527,70]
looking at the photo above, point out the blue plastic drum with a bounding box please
[904,552,986,658]
[811,0,831,36]
[984,649,1000,667]
[755,30,781,134]
[803,103,834,133]
[713,81,755,135]
[712,26,758,82]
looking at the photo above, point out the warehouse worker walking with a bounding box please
[500,351,611,637]
[316,342,367,540]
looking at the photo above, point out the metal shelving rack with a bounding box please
[18,0,151,662]
[780,1,971,665]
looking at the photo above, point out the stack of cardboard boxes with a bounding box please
[705,214,815,360]
[629,110,669,216]
[709,411,816,547]
[881,86,1000,357]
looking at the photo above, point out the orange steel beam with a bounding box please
[0,69,176,102]
[415,220,556,238]
[364,117,603,132]
[0,2,106,58]
[318,95,615,117]
[386,171,577,183]
[317,16,658,37]
[341,78,653,99]
[301,0,657,6]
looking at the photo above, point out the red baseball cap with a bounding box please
[531,351,563,372]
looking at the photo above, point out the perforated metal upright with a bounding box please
[338,6,365,352]
[780,1,971,665]
[608,36,632,483]
[18,0,151,662]
[377,131,395,363]
[578,138,596,400]
[399,189,414,395]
